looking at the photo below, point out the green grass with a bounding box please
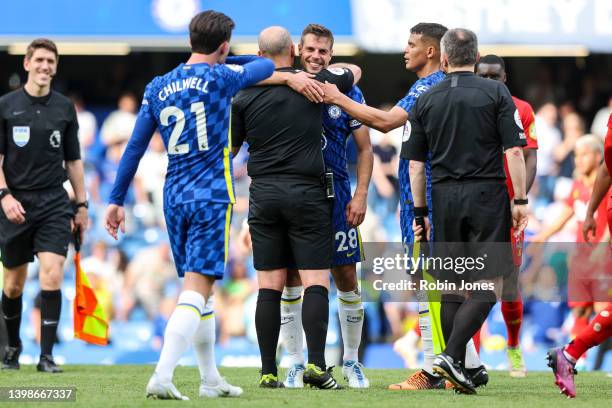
[0,366,610,407]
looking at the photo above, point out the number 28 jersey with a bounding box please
[141,63,251,207]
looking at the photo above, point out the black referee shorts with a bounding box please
[0,188,73,268]
[248,177,332,271]
[431,180,513,282]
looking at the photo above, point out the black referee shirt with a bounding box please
[0,88,80,191]
[231,67,353,179]
[400,71,526,184]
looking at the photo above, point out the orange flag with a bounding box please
[73,232,109,346]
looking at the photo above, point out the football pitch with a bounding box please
[1,366,610,407]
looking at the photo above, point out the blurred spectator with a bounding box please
[118,242,178,320]
[371,129,399,218]
[535,103,562,203]
[554,112,585,179]
[217,260,256,344]
[69,93,98,156]
[590,95,612,140]
[100,92,138,146]
[80,240,122,320]
[134,132,168,226]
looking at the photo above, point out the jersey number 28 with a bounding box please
[160,102,208,155]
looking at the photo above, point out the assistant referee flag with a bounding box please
[73,231,109,346]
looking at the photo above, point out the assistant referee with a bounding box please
[401,28,528,394]
[0,38,88,373]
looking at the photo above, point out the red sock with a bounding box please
[571,315,590,338]
[502,300,523,348]
[565,305,612,362]
[472,328,481,353]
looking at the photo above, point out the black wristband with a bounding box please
[414,206,429,217]
[76,201,89,209]
[0,188,11,201]
[513,198,528,205]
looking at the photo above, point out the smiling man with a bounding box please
[281,23,373,389]
[0,38,88,373]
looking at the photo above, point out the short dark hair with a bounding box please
[410,23,448,47]
[478,54,505,70]
[441,28,478,67]
[189,10,235,54]
[300,23,334,48]
[26,38,58,60]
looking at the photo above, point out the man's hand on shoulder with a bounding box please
[104,204,126,241]
[320,81,343,105]
[287,71,324,103]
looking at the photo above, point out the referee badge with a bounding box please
[12,126,30,147]
[49,130,61,148]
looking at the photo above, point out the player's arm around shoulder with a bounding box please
[329,62,362,84]
[224,55,275,92]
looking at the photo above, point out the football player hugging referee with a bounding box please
[0,38,88,373]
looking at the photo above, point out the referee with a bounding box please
[401,28,528,394]
[0,38,88,373]
[231,26,358,389]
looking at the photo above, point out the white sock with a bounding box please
[465,338,482,369]
[280,286,304,366]
[155,290,205,382]
[417,299,436,375]
[193,294,222,384]
[337,289,364,363]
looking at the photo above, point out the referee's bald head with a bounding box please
[258,26,294,57]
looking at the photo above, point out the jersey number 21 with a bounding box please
[160,102,208,154]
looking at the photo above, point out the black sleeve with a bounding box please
[496,83,527,150]
[0,108,6,155]
[63,102,81,161]
[315,68,354,94]
[400,100,428,162]
[231,92,247,148]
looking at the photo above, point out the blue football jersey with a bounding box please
[322,85,364,180]
[139,63,254,207]
[396,71,445,244]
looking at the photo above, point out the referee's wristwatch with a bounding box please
[76,200,89,210]
[0,188,11,202]
[513,198,528,205]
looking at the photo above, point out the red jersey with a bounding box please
[565,179,609,243]
[605,113,612,182]
[504,96,539,199]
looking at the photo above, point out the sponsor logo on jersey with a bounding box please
[12,126,30,147]
[415,84,429,94]
[328,105,342,119]
[349,119,361,128]
[49,130,61,148]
